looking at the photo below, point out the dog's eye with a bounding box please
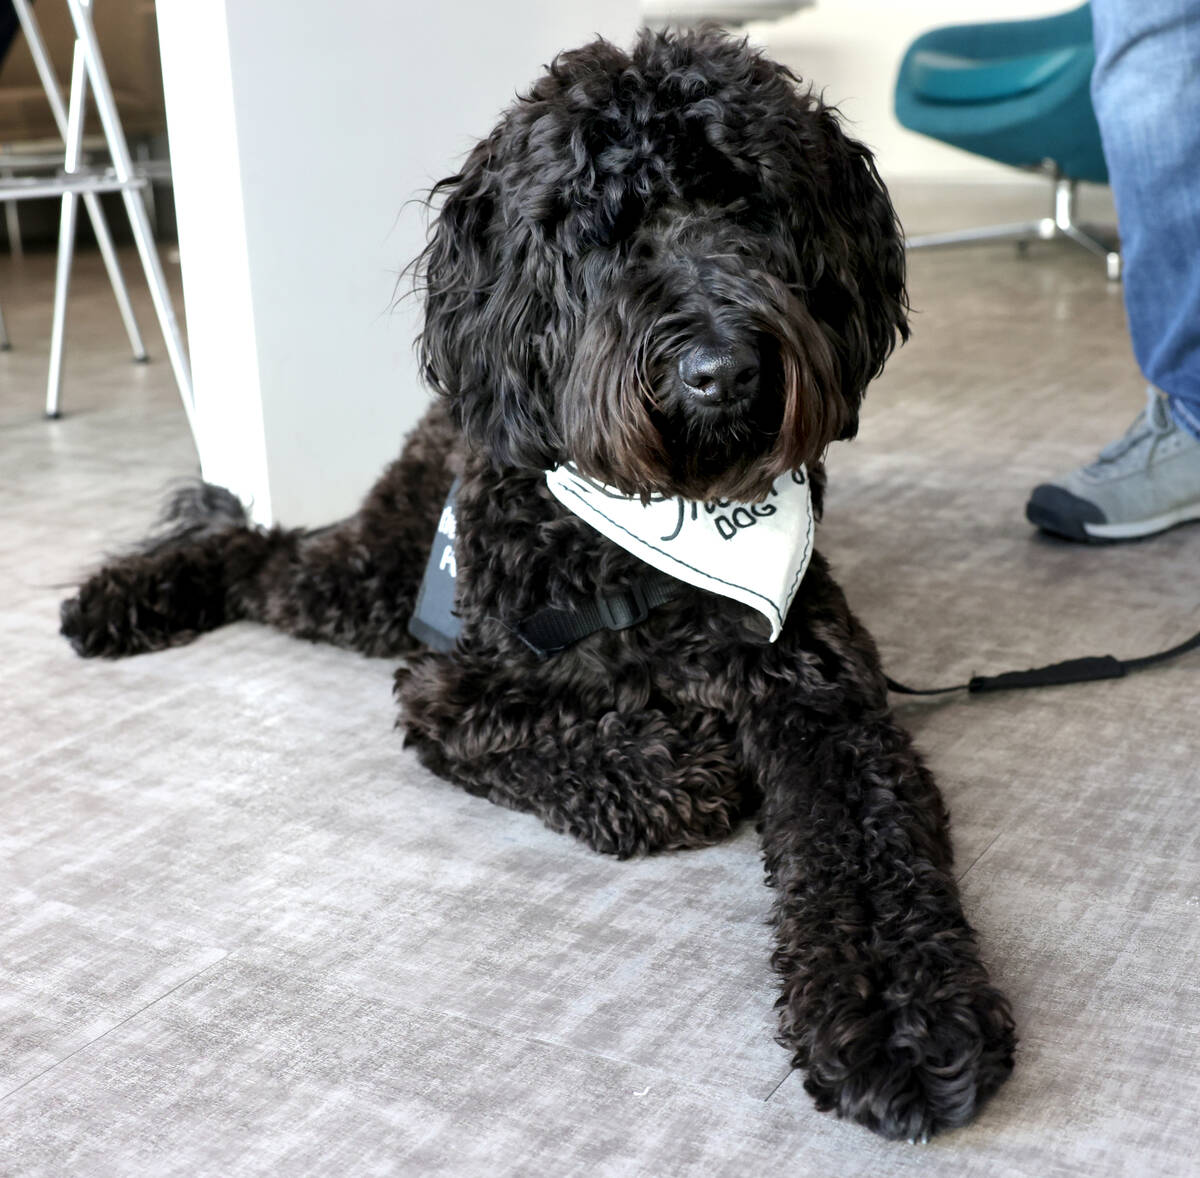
[630,239,656,263]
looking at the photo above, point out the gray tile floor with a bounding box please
[2,184,1199,1177]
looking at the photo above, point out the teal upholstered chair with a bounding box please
[894,3,1120,278]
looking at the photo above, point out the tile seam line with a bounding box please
[0,952,230,1104]
[956,830,1004,885]
[762,1071,793,1103]
[284,975,787,1106]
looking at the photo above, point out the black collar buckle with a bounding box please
[511,572,685,660]
[594,582,652,631]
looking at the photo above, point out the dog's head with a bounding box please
[419,28,907,502]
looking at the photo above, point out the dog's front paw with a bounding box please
[60,580,141,659]
[60,567,194,658]
[794,967,1016,1141]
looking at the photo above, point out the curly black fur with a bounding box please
[60,28,1013,1141]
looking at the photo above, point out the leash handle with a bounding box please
[968,654,1124,693]
[887,628,1200,697]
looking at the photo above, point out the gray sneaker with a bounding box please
[1026,387,1200,542]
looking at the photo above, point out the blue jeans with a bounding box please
[1090,0,1200,437]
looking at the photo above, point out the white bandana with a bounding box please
[545,465,814,641]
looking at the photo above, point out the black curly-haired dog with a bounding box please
[61,28,1015,1141]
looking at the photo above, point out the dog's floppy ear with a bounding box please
[802,112,909,441]
[417,132,565,470]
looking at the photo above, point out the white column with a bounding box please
[155,1,639,526]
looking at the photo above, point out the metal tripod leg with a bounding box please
[1,165,18,352]
[12,0,147,370]
[64,0,196,437]
[45,39,87,418]
[2,166,22,259]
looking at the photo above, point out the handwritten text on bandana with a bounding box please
[545,465,814,641]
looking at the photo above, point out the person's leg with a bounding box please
[1026,0,1200,541]
[1092,0,1200,432]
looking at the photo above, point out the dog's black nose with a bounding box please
[678,342,760,405]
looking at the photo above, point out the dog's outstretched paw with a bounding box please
[798,978,1016,1141]
[60,564,207,658]
[59,581,131,659]
[60,579,153,659]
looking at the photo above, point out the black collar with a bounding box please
[513,572,684,658]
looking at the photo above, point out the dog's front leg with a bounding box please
[740,594,1015,1139]
[61,402,458,660]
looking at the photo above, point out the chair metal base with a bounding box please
[905,177,1122,281]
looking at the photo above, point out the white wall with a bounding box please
[751,0,1075,181]
[157,1,640,526]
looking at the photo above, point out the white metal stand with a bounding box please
[2,0,195,431]
[10,0,146,372]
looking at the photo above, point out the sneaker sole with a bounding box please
[1083,503,1200,540]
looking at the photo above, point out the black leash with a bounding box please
[514,571,1200,694]
[885,627,1200,696]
